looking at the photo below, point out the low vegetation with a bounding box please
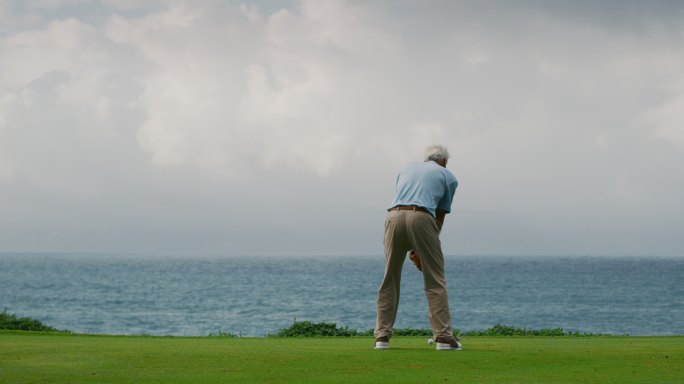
[0,311,604,337]
[0,309,67,332]
[273,320,603,337]
[274,320,360,337]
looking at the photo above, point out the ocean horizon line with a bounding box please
[0,251,682,260]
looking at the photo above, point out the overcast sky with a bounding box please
[1,0,683,257]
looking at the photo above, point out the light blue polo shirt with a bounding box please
[388,161,458,217]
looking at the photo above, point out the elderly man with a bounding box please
[374,145,461,351]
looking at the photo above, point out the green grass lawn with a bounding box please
[1,331,682,383]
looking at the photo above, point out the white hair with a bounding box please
[424,145,450,162]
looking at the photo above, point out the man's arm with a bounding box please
[435,209,447,232]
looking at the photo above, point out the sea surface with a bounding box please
[1,254,683,337]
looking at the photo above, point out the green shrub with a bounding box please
[462,323,600,336]
[0,309,67,332]
[274,320,603,337]
[275,320,360,337]
[208,328,240,337]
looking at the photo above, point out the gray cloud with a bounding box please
[1,0,683,256]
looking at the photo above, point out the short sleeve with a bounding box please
[437,177,458,213]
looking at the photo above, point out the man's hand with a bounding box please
[408,250,422,271]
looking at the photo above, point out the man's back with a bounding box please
[389,161,458,217]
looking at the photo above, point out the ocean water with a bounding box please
[1,254,682,336]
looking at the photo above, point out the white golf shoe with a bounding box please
[435,336,462,351]
[374,336,390,350]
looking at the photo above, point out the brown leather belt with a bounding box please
[389,205,429,214]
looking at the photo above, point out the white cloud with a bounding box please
[0,18,95,89]
[240,3,262,24]
[101,1,403,176]
[0,15,148,193]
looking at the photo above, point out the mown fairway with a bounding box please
[1,332,682,383]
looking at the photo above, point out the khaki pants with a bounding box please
[375,209,453,339]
